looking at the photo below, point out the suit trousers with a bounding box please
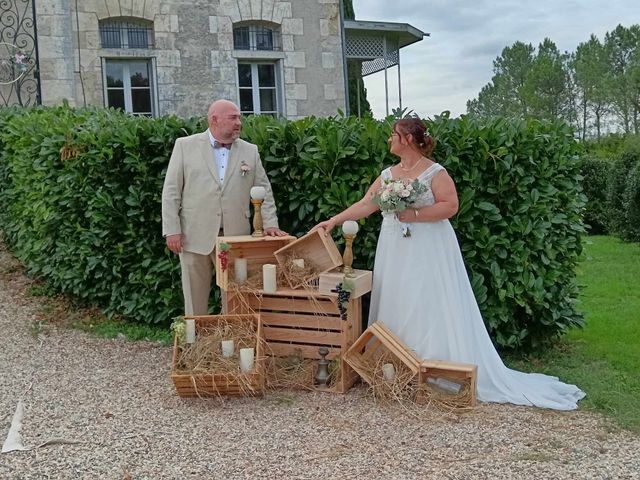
[179,249,228,316]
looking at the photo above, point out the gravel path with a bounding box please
[0,258,639,479]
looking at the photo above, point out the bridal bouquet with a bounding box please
[372,178,427,237]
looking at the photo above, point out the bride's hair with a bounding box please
[393,118,435,157]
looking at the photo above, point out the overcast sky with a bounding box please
[351,0,640,119]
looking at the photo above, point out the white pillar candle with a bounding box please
[342,220,359,235]
[292,258,305,268]
[234,258,248,283]
[221,340,234,358]
[426,377,462,394]
[185,319,195,344]
[382,363,395,382]
[239,347,255,373]
[262,264,277,293]
[250,186,266,200]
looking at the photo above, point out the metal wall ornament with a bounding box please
[0,0,41,107]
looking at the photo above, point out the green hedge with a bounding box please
[0,106,586,349]
[581,156,612,234]
[580,135,640,241]
[606,147,640,242]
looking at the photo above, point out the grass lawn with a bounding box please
[507,235,640,431]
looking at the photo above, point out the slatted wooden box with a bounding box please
[170,314,265,397]
[225,288,363,393]
[416,360,478,407]
[344,321,421,390]
[273,230,343,289]
[215,235,296,291]
[318,268,372,299]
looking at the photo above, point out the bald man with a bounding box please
[162,100,287,315]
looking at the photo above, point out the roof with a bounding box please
[343,20,429,49]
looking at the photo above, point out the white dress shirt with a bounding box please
[207,129,229,183]
[207,129,231,231]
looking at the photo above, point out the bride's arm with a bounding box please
[311,177,382,234]
[398,171,458,223]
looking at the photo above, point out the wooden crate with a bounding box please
[273,230,343,289]
[344,321,421,390]
[226,288,362,394]
[170,314,265,397]
[318,268,372,299]
[215,235,295,290]
[417,360,478,407]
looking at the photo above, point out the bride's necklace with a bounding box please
[399,159,423,172]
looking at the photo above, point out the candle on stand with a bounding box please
[292,258,305,268]
[221,340,234,358]
[185,319,196,344]
[342,220,359,235]
[250,186,266,200]
[234,258,248,284]
[262,264,277,293]
[239,347,255,373]
[382,363,395,382]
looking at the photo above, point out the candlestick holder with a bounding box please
[342,233,356,276]
[341,221,358,276]
[251,198,264,237]
[314,346,330,388]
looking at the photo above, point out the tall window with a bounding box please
[238,63,279,116]
[100,18,154,49]
[103,60,155,116]
[234,24,280,51]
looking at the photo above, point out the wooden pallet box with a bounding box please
[318,268,372,299]
[215,235,295,291]
[170,314,265,397]
[344,321,421,390]
[226,288,362,394]
[416,360,478,407]
[273,230,343,289]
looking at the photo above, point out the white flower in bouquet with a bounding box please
[372,178,428,237]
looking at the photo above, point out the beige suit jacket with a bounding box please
[161,131,279,255]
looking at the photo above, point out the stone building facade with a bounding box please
[36,0,347,119]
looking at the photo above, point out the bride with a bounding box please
[312,117,585,410]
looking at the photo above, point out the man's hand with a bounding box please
[166,234,184,254]
[264,227,288,237]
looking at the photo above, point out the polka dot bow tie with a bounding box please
[213,141,232,150]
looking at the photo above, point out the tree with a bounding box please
[573,35,610,140]
[630,46,640,134]
[467,42,536,118]
[468,40,573,123]
[604,24,640,134]
[467,25,640,137]
[523,38,571,121]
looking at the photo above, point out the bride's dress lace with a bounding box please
[368,164,585,410]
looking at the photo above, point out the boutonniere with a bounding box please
[240,162,251,176]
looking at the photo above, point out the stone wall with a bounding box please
[35,0,346,119]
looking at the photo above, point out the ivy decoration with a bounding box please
[170,316,186,344]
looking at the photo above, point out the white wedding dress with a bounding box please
[368,164,585,410]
